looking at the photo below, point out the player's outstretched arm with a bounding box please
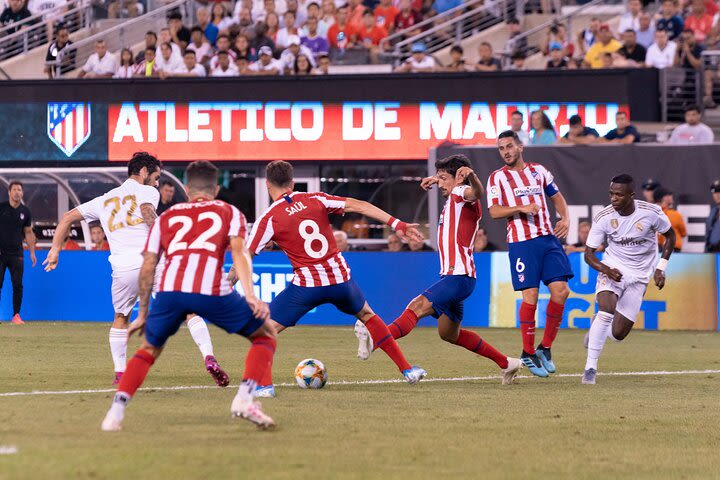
[230,236,269,321]
[488,203,540,219]
[43,208,84,272]
[128,251,159,338]
[455,166,484,202]
[549,191,570,239]
[344,197,423,242]
[584,246,622,282]
[654,228,676,290]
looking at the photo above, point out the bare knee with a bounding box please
[550,282,570,302]
[438,329,457,343]
[407,295,434,318]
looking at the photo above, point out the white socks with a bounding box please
[109,328,128,373]
[187,316,214,358]
[585,311,614,371]
[237,379,256,403]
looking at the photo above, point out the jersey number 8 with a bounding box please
[299,219,328,259]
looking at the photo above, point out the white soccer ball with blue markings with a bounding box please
[294,359,328,389]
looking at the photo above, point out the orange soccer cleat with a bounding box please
[11,314,25,325]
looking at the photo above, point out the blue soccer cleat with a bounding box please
[535,345,556,373]
[255,385,276,398]
[582,368,597,385]
[403,365,427,385]
[520,351,549,378]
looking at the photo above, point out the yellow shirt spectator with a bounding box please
[584,38,622,68]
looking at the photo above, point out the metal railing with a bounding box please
[660,66,703,123]
[0,0,92,62]
[381,0,522,66]
[53,0,192,78]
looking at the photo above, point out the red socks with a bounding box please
[259,352,274,387]
[117,349,155,397]
[519,302,537,355]
[243,336,277,383]
[455,329,508,369]
[387,309,419,340]
[541,301,564,349]
[364,315,412,372]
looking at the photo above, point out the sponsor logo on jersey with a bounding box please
[619,237,647,247]
[610,219,619,229]
[513,185,542,197]
[19,213,24,220]
[47,103,92,157]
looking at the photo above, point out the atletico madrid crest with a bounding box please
[47,103,91,157]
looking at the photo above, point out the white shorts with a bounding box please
[595,273,648,323]
[110,262,164,316]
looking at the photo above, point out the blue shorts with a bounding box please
[422,275,476,323]
[270,279,367,327]
[507,235,574,291]
[145,291,265,348]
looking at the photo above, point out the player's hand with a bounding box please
[554,218,569,239]
[246,295,270,321]
[42,247,60,272]
[654,269,666,290]
[399,224,423,243]
[226,266,238,286]
[30,251,37,267]
[455,166,475,185]
[519,203,541,215]
[605,267,623,282]
[420,176,438,191]
[128,315,147,338]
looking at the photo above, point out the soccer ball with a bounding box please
[294,358,328,389]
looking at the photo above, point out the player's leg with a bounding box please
[387,294,435,340]
[8,254,24,323]
[184,313,230,387]
[583,290,618,385]
[109,313,131,385]
[608,281,645,342]
[0,255,7,321]
[108,269,139,384]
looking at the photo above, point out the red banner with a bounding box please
[108,102,628,161]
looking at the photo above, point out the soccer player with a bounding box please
[582,174,675,384]
[101,160,277,431]
[43,153,229,387]
[362,155,522,385]
[488,130,573,377]
[242,160,427,397]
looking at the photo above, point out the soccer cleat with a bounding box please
[101,406,124,432]
[582,368,597,385]
[501,357,522,385]
[11,314,25,325]
[112,372,123,385]
[520,351,549,378]
[354,320,373,361]
[535,345,556,373]
[231,396,275,429]
[402,365,427,385]
[255,385,276,398]
[205,355,230,387]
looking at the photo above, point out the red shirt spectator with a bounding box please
[347,0,366,30]
[684,0,714,42]
[327,6,358,49]
[395,0,422,31]
[359,12,388,46]
[374,0,400,31]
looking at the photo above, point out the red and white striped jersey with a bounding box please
[437,185,482,278]
[486,163,559,244]
[145,200,246,296]
[248,191,351,287]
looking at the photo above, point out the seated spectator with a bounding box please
[252,22,277,54]
[408,236,432,251]
[558,114,599,144]
[327,5,358,51]
[601,111,640,143]
[314,53,331,74]
[473,227,498,252]
[197,7,219,46]
[249,45,284,74]
[155,41,184,73]
[386,233,406,251]
[304,2,325,38]
[276,11,300,50]
[674,28,703,71]
[475,42,501,71]
[334,230,349,251]
[286,0,307,28]
[705,179,720,252]
[89,222,109,251]
[374,0,399,32]
[280,35,316,72]
[233,34,257,62]
[108,0,138,19]
[564,221,592,254]
[636,12,656,49]
[529,110,557,145]
[266,13,280,43]
[617,0,642,34]
[683,0,713,43]
[600,52,615,68]
[394,0,421,37]
[618,29,646,65]
[394,41,435,72]
[358,9,388,63]
[113,48,136,78]
[505,17,527,58]
[62,231,81,250]
[211,51,239,76]
[156,28,183,63]
[301,16,330,58]
[162,50,206,77]
[583,24,621,68]
[45,26,74,79]
[135,31,157,63]
[543,22,573,58]
[0,0,32,36]
[577,17,600,57]
[508,52,526,70]
[78,40,118,78]
[656,0,684,41]
[444,44,467,71]
[668,104,715,144]
[168,11,191,50]
[235,55,253,74]
[234,7,256,40]
[320,0,337,32]
[251,0,276,23]
[546,42,570,69]
[294,53,314,74]
[132,48,157,77]
[645,29,677,68]
[347,0,365,30]
[642,178,661,202]
[187,26,213,65]
[210,2,235,34]
[510,110,528,145]
[654,187,686,252]
[210,35,237,70]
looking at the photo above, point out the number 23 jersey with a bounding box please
[248,191,351,287]
[77,178,159,272]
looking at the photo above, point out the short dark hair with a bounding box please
[308,1,320,7]
[569,114,583,126]
[216,34,230,42]
[480,41,492,49]
[266,160,294,187]
[145,47,155,54]
[146,30,157,39]
[511,52,526,61]
[362,8,373,16]
[185,161,218,192]
[623,28,636,34]
[506,17,519,24]
[653,187,672,203]
[616,111,627,117]
[8,180,22,191]
[684,104,700,114]
[236,55,249,62]
[128,152,161,177]
[167,11,182,20]
[450,45,463,54]
[611,173,634,185]
[217,50,229,56]
[434,154,471,177]
[88,220,102,230]
[511,110,523,118]
[191,26,203,33]
[160,180,175,189]
[319,54,330,61]
[498,130,521,143]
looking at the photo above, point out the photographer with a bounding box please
[542,22,573,58]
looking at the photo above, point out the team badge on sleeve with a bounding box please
[47,103,92,157]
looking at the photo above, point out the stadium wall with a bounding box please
[7,250,717,330]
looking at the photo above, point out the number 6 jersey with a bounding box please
[77,178,160,272]
[145,199,246,295]
[248,191,351,287]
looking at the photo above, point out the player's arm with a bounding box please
[584,246,623,282]
[24,226,37,267]
[654,227,676,290]
[488,203,540,219]
[140,203,158,228]
[549,191,570,239]
[43,208,84,272]
[455,166,484,202]
[127,251,159,338]
[230,235,269,321]
[344,197,423,243]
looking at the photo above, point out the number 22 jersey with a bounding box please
[248,192,351,287]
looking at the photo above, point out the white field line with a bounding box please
[0,369,718,398]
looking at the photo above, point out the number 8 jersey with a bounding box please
[248,192,351,287]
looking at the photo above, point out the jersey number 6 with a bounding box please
[515,257,525,273]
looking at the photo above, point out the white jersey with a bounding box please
[586,200,671,283]
[77,179,159,272]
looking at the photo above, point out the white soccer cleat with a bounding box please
[402,365,427,385]
[231,395,275,430]
[354,320,373,361]
[582,368,597,385]
[501,357,522,385]
[101,406,124,432]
